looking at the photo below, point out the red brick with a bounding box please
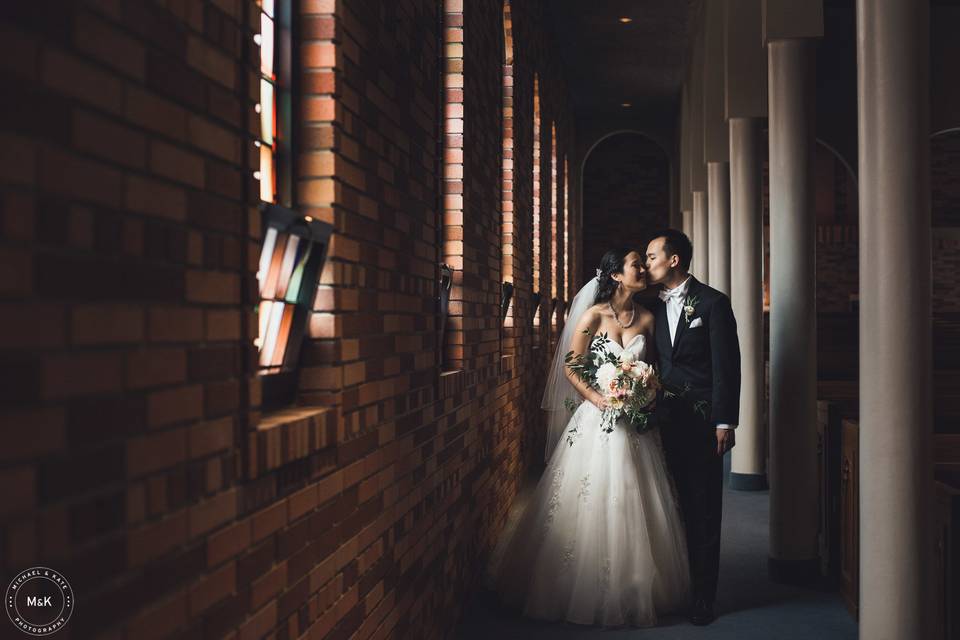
[125,591,188,640]
[150,140,206,188]
[189,560,236,617]
[126,427,187,478]
[188,114,240,163]
[147,384,204,428]
[0,248,31,296]
[289,483,318,521]
[74,10,146,80]
[1,191,35,241]
[0,408,65,462]
[251,499,288,542]
[186,270,240,304]
[0,466,35,517]
[238,601,277,640]
[127,347,188,389]
[126,509,187,567]
[5,518,37,568]
[125,86,188,140]
[205,309,242,341]
[0,302,66,348]
[71,304,144,345]
[250,560,287,610]
[188,487,237,538]
[148,306,204,342]
[42,352,124,399]
[188,416,233,458]
[0,132,38,187]
[68,205,94,249]
[207,519,251,567]
[41,47,124,115]
[125,175,188,221]
[186,35,236,89]
[39,147,124,208]
[0,23,38,79]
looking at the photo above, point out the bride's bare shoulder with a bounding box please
[576,304,605,329]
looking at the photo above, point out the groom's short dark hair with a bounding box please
[651,228,693,271]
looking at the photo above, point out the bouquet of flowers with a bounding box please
[563,332,661,440]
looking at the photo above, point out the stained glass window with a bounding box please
[254,0,305,390]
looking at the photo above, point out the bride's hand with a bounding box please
[591,394,610,411]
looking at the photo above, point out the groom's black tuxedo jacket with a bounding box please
[653,277,741,426]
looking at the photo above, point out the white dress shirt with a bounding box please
[660,276,691,345]
[660,276,735,431]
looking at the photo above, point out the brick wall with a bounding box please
[0,1,256,638]
[581,132,669,284]
[0,1,576,639]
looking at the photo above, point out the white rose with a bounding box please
[618,351,636,364]
[596,362,619,391]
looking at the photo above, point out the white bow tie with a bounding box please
[659,288,685,303]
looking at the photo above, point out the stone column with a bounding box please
[857,0,932,636]
[726,0,767,490]
[682,209,693,239]
[707,162,731,294]
[729,117,766,490]
[692,191,709,281]
[767,37,818,581]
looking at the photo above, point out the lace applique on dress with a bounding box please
[540,466,565,539]
[561,540,576,566]
[598,558,611,596]
[577,475,591,502]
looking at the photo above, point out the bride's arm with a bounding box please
[564,308,609,410]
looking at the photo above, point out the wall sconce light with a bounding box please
[501,281,514,321]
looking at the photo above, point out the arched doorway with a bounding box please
[580,132,670,285]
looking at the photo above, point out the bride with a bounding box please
[489,247,690,627]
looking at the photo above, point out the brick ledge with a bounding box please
[247,405,338,478]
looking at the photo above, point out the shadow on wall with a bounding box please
[580,132,670,286]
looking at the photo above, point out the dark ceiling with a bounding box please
[546,1,703,121]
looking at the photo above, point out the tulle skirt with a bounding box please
[489,401,691,627]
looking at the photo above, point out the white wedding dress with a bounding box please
[489,334,691,627]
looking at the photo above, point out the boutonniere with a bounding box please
[682,295,700,324]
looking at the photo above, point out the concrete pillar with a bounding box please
[707,162,731,294]
[729,117,766,491]
[857,0,932,636]
[767,38,818,581]
[692,191,709,281]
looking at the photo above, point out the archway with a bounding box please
[579,132,671,285]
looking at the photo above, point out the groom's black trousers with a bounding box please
[659,403,724,605]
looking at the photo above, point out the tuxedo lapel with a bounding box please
[654,298,671,362]
[671,276,701,351]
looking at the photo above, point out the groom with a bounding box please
[645,229,741,625]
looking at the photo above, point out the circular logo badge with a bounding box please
[5,568,73,636]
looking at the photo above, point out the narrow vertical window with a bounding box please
[532,75,541,332]
[442,0,465,370]
[255,0,293,375]
[254,1,332,408]
[501,1,515,335]
[550,123,558,332]
[564,156,571,302]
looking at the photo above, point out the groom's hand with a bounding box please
[716,428,735,455]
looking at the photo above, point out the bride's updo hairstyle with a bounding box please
[593,247,635,305]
